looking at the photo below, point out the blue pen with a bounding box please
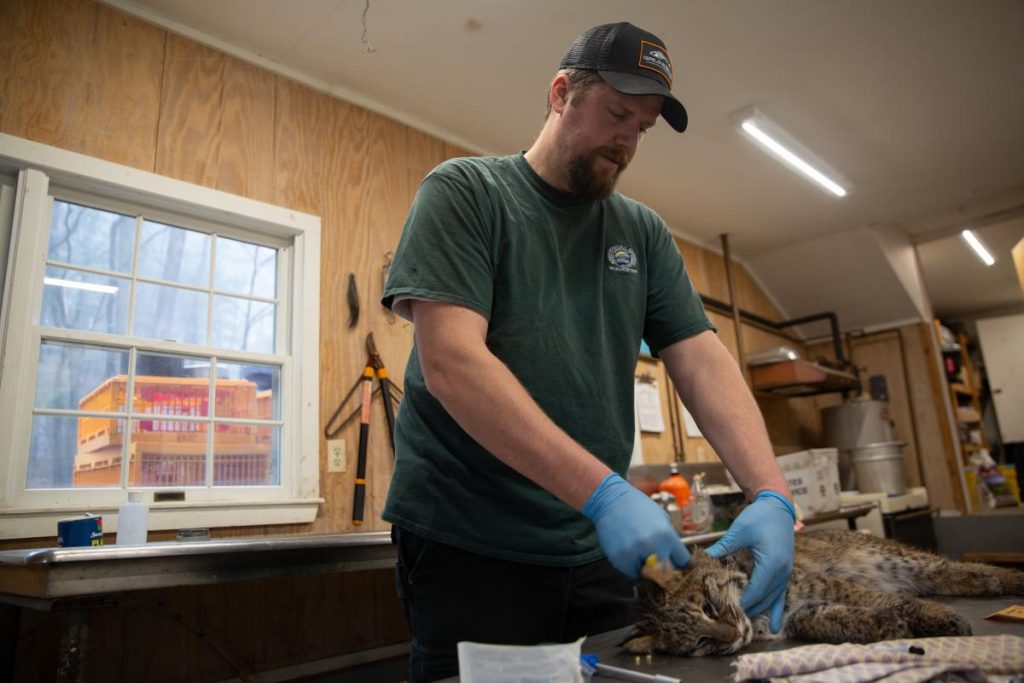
[580,654,681,683]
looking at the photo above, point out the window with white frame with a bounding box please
[0,135,321,539]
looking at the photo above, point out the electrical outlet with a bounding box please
[328,439,346,473]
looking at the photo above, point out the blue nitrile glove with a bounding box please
[705,490,795,633]
[582,472,691,578]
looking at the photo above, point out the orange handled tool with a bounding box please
[352,365,374,526]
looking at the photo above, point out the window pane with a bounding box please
[48,200,135,274]
[215,236,276,298]
[41,266,130,334]
[213,424,279,486]
[28,415,124,489]
[134,283,208,344]
[129,420,205,487]
[35,342,129,411]
[130,352,212,488]
[135,353,211,422]
[214,361,280,420]
[212,295,275,353]
[138,220,210,287]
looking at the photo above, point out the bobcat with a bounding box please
[624,528,1024,657]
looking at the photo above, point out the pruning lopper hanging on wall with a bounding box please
[323,332,402,526]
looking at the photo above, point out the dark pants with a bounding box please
[392,526,635,683]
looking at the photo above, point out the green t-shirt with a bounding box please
[381,153,714,566]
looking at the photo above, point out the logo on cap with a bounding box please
[638,41,672,86]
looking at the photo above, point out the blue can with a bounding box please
[57,515,104,547]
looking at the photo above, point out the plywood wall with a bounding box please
[1,0,823,539]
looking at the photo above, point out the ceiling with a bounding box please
[105,0,1024,327]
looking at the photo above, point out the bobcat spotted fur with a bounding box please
[625,528,1024,657]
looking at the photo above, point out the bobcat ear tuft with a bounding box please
[640,561,678,588]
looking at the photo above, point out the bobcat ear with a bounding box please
[640,560,678,588]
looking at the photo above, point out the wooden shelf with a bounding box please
[951,383,979,396]
[937,325,990,461]
[749,359,860,397]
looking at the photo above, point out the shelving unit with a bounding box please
[940,327,990,460]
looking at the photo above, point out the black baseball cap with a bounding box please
[559,22,688,133]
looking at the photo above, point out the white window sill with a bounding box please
[0,498,323,541]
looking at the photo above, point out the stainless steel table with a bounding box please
[442,595,1024,682]
[0,532,396,681]
[0,531,395,604]
[583,595,1024,681]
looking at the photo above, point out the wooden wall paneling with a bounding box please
[0,0,16,82]
[0,0,165,171]
[899,323,959,508]
[637,357,675,464]
[734,263,786,321]
[442,142,476,160]
[676,239,718,300]
[846,333,923,488]
[312,91,373,534]
[217,59,276,202]
[273,76,347,533]
[915,322,965,511]
[154,35,227,187]
[154,34,276,202]
[361,114,419,530]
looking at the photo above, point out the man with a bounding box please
[382,22,795,682]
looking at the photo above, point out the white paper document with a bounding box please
[458,638,584,683]
[682,403,703,438]
[634,379,665,433]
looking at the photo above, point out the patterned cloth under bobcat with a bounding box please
[733,634,1024,683]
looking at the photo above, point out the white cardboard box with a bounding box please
[777,448,842,517]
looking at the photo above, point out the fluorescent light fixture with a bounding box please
[733,106,851,197]
[961,229,995,266]
[44,277,119,294]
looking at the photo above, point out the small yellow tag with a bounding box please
[645,554,659,568]
[985,605,1024,622]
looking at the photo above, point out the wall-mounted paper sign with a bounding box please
[682,403,703,438]
[634,378,665,433]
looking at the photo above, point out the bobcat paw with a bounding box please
[622,635,654,654]
[872,611,914,640]
[913,607,972,637]
[924,612,972,637]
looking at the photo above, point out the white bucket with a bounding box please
[851,441,907,495]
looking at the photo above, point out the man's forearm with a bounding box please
[412,301,610,510]
[661,332,791,501]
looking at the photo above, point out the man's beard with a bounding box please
[566,146,628,201]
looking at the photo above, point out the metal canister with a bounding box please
[850,441,908,495]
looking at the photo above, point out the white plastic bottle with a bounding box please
[116,491,149,545]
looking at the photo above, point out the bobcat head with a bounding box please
[624,548,753,657]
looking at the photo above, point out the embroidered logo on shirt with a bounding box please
[607,245,638,273]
